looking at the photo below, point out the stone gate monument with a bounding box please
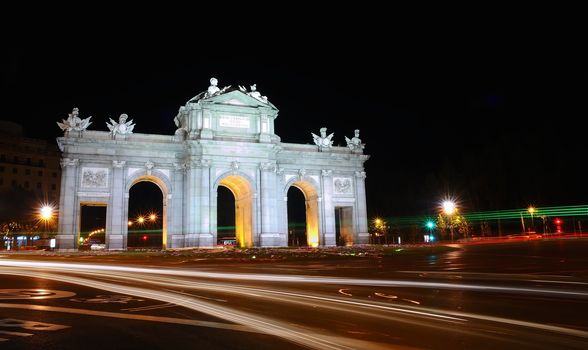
[55,78,369,250]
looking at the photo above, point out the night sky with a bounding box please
[2,47,587,220]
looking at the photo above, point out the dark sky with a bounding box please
[2,46,587,219]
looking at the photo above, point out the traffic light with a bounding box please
[142,235,148,241]
[554,218,562,233]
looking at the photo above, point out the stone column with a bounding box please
[276,168,288,246]
[198,160,213,247]
[259,163,280,246]
[107,160,126,250]
[321,169,336,246]
[184,160,202,247]
[168,163,185,248]
[355,171,369,244]
[56,158,79,251]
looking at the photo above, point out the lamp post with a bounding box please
[442,200,456,241]
[527,206,536,233]
[39,205,54,248]
[373,218,385,244]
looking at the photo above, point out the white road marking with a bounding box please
[0,289,76,300]
[338,289,352,297]
[374,293,397,299]
[0,303,257,333]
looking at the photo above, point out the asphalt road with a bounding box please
[1,238,587,349]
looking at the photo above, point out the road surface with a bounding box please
[1,238,587,349]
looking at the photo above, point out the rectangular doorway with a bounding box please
[335,206,354,246]
[79,204,106,250]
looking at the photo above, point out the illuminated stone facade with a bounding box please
[55,80,369,250]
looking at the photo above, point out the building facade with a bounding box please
[55,79,369,250]
[0,121,61,221]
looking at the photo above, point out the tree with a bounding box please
[369,218,389,244]
[436,210,471,241]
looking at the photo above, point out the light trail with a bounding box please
[1,260,586,299]
[0,269,365,350]
[2,260,588,349]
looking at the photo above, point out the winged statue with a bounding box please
[106,113,135,138]
[57,107,93,133]
[312,127,334,151]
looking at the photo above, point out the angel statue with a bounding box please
[345,129,365,151]
[57,107,93,133]
[312,127,334,152]
[106,113,135,138]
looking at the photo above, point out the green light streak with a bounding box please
[381,204,588,227]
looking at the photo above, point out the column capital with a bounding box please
[60,158,79,168]
[173,162,187,172]
[321,169,333,177]
[259,162,276,172]
[355,171,367,179]
[112,160,126,168]
[190,159,211,168]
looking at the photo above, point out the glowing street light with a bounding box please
[149,214,156,221]
[137,216,145,224]
[441,200,457,241]
[128,221,133,226]
[442,200,456,215]
[372,217,387,244]
[528,206,536,232]
[40,205,54,221]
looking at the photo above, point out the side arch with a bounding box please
[284,177,321,247]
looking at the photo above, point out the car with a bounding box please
[218,237,237,246]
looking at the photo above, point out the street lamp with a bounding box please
[442,201,456,215]
[442,200,456,241]
[527,206,536,233]
[40,206,53,221]
[38,205,54,249]
[373,218,384,244]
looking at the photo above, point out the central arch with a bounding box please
[216,174,254,248]
[286,180,320,247]
[124,171,171,249]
